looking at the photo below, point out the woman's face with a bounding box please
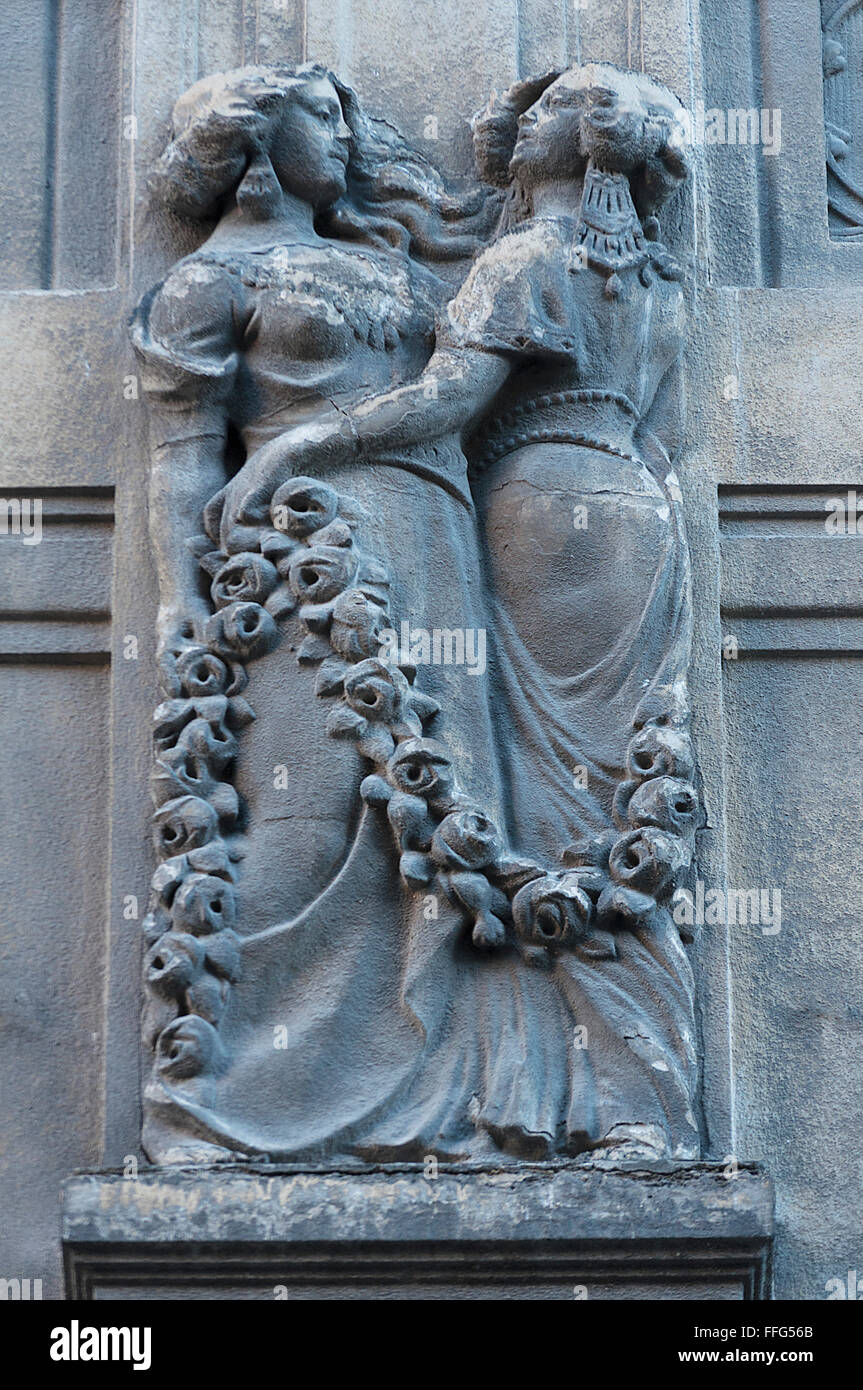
[509,79,584,187]
[510,67,652,186]
[268,76,351,210]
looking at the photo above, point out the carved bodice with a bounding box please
[132,239,439,451]
[445,216,686,461]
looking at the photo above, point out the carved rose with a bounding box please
[211,551,278,608]
[152,745,239,819]
[343,659,410,723]
[633,686,688,731]
[286,544,358,604]
[329,589,389,660]
[171,715,238,775]
[626,724,694,783]
[144,842,234,944]
[205,600,278,660]
[431,810,500,871]
[145,932,205,999]
[152,795,219,857]
[387,738,455,805]
[153,693,229,747]
[271,476,338,538]
[327,658,417,762]
[627,775,699,838]
[608,826,691,897]
[512,872,593,948]
[156,1014,227,1081]
[172,873,237,935]
[175,645,230,698]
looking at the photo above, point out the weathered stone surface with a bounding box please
[63,1164,773,1300]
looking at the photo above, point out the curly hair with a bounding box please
[148,62,499,268]
[471,62,692,230]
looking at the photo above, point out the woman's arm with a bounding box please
[352,346,510,453]
[148,419,229,654]
[132,262,242,650]
[217,346,510,545]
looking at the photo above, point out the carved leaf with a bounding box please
[264,586,297,619]
[298,632,333,664]
[326,706,367,738]
[315,658,348,696]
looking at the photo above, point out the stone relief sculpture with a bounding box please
[133,59,703,1166]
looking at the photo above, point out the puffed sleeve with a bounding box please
[130,257,244,441]
[438,219,576,359]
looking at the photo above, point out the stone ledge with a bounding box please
[62,1162,773,1300]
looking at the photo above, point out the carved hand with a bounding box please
[217,413,359,551]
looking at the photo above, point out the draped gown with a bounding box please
[133,219,700,1164]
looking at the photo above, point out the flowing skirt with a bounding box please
[144,438,700,1164]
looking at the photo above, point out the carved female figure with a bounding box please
[133,61,503,1161]
[136,62,702,1166]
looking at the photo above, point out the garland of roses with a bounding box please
[141,474,700,1093]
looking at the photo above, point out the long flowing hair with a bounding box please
[148,62,499,273]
